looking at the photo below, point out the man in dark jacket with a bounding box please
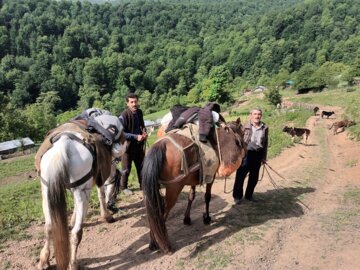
[119,93,147,195]
[233,108,268,204]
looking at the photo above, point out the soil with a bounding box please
[1,105,360,270]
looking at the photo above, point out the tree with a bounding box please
[265,87,282,106]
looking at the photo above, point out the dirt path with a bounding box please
[2,105,360,270]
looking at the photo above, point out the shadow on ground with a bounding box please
[79,186,315,269]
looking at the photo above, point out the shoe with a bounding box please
[107,203,119,213]
[234,198,242,205]
[245,197,258,202]
[122,188,133,196]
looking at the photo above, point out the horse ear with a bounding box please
[236,117,241,125]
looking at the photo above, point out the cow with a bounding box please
[313,106,319,115]
[283,126,311,144]
[321,111,335,118]
[329,120,356,135]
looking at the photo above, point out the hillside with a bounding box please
[1,100,360,269]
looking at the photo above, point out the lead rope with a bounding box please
[263,161,310,210]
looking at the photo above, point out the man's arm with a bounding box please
[119,115,144,142]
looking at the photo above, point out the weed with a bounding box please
[1,260,11,269]
[345,159,357,167]
[98,226,108,233]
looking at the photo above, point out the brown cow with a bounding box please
[329,120,356,135]
[283,126,311,144]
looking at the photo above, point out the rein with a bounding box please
[263,161,310,210]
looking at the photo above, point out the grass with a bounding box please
[320,187,360,234]
[195,246,232,270]
[144,108,169,121]
[0,153,36,180]
[0,180,42,245]
[346,159,358,168]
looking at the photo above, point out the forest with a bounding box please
[1,0,360,141]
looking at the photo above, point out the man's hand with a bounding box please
[136,132,148,142]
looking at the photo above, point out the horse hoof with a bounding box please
[104,215,115,223]
[203,213,211,225]
[149,241,159,251]
[69,263,79,270]
[183,216,192,225]
[37,261,50,270]
[164,246,174,255]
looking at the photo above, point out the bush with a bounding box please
[265,88,282,106]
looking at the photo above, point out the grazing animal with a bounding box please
[36,117,126,270]
[142,118,246,253]
[313,106,319,115]
[321,111,335,118]
[329,119,356,134]
[283,126,311,144]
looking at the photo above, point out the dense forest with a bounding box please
[1,0,360,141]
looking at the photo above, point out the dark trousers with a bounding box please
[120,143,145,189]
[232,150,264,200]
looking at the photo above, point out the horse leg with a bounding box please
[68,189,91,270]
[97,185,115,223]
[70,200,77,228]
[38,186,51,270]
[183,185,196,225]
[203,182,213,225]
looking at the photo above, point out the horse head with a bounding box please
[215,117,246,177]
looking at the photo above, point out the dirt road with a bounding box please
[2,105,360,270]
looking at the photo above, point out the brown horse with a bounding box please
[142,118,246,253]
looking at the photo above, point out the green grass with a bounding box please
[0,180,42,245]
[320,187,360,234]
[144,108,169,121]
[345,159,358,168]
[0,175,103,245]
[0,154,36,179]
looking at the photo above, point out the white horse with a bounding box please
[37,115,126,270]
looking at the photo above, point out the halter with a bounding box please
[40,132,96,189]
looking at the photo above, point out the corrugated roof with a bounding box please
[0,137,35,154]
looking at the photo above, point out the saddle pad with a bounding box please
[173,124,219,184]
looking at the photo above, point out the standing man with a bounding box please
[233,108,268,204]
[119,93,147,195]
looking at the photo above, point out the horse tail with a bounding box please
[47,137,71,270]
[142,141,171,252]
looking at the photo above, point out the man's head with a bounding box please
[250,108,263,125]
[126,93,139,112]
